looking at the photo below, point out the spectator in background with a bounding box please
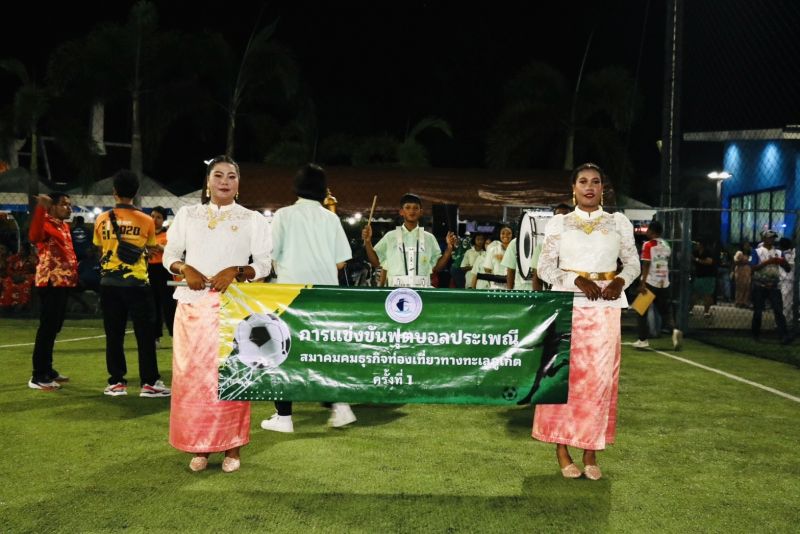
[147,206,176,347]
[27,193,77,390]
[631,220,682,350]
[751,230,791,343]
[78,246,101,290]
[733,241,753,308]
[691,241,717,318]
[449,235,470,288]
[717,245,732,302]
[0,244,8,301]
[461,233,486,289]
[70,215,91,261]
[0,242,36,311]
[481,224,513,290]
[779,237,795,324]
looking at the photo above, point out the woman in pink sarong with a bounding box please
[533,163,640,480]
[163,155,271,473]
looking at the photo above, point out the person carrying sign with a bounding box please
[164,155,272,473]
[533,163,640,481]
[361,193,457,288]
[260,164,356,433]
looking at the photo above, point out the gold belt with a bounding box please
[566,269,618,281]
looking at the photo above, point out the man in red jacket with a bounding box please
[28,192,78,390]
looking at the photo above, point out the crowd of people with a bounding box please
[17,158,795,479]
[689,234,795,343]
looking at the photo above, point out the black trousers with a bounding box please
[31,286,70,382]
[100,285,160,386]
[275,401,333,416]
[148,263,176,338]
[752,283,787,337]
[636,284,676,341]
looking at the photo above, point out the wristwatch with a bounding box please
[237,266,246,282]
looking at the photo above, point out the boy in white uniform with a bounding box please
[362,193,457,288]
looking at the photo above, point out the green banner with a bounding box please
[217,284,573,405]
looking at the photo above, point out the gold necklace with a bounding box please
[206,205,232,229]
[574,214,602,235]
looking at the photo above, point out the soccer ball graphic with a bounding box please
[233,313,292,369]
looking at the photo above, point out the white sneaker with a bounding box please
[631,339,650,349]
[328,403,357,428]
[260,413,294,433]
[28,378,61,391]
[140,380,171,397]
[672,329,683,351]
[104,382,128,396]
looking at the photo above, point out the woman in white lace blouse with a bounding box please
[533,163,640,481]
[163,155,272,473]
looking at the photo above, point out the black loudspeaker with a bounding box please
[431,204,458,241]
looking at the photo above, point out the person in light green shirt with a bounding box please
[501,238,535,290]
[362,193,457,287]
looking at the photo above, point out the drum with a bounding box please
[516,211,539,280]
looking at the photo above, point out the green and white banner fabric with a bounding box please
[218,284,573,405]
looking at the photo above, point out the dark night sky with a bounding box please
[2,1,670,199]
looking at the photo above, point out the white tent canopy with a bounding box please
[66,175,195,212]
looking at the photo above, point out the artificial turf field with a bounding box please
[1,319,798,533]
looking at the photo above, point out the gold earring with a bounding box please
[205,187,210,197]
[572,192,576,205]
[600,192,604,206]
[235,192,239,200]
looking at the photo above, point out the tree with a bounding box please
[486,61,642,192]
[209,19,300,158]
[315,116,452,168]
[48,1,208,184]
[0,58,51,209]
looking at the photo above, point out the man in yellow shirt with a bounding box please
[93,170,170,398]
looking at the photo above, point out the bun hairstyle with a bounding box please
[205,155,240,178]
[570,162,606,184]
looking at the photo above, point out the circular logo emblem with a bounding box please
[385,288,423,324]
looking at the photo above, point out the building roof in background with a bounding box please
[0,168,52,193]
[66,174,175,197]
[237,165,620,219]
[683,125,800,142]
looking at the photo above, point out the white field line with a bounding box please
[0,330,132,349]
[625,342,800,404]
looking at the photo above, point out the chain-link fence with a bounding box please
[633,207,800,367]
[652,0,800,365]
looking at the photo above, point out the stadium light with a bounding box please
[707,171,732,203]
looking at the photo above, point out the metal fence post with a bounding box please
[677,207,692,333]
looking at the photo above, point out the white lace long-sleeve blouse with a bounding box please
[536,207,640,308]
[163,202,272,304]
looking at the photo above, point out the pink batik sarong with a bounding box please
[169,292,250,453]
[532,305,621,450]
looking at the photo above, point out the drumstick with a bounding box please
[367,195,377,225]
